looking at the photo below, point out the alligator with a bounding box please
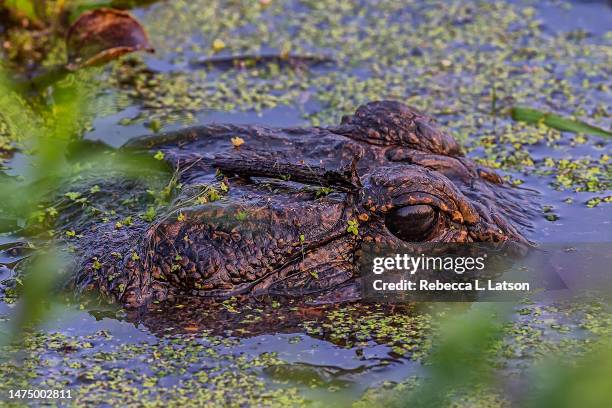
[62,101,536,308]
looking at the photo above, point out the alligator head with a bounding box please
[67,101,537,307]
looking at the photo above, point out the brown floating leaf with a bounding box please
[190,53,335,71]
[66,8,153,70]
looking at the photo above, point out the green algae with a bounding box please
[353,380,511,408]
[0,297,610,407]
[537,155,611,193]
[0,328,305,407]
[302,304,435,360]
[96,0,611,205]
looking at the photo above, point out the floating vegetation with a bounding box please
[537,156,611,193]
[90,0,612,208]
[302,304,435,360]
[0,329,305,407]
[0,298,608,406]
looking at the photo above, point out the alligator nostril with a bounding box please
[385,204,437,242]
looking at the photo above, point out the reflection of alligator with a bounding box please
[118,297,427,349]
[64,101,537,308]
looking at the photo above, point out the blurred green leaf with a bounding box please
[0,217,19,233]
[10,250,65,336]
[0,67,94,338]
[0,74,41,143]
[384,303,512,408]
[511,106,612,138]
[527,339,612,408]
[0,68,171,337]
[3,0,39,21]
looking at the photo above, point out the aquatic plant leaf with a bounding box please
[70,0,162,17]
[511,106,612,138]
[66,8,153,70]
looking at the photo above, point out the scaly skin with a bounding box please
[66,101,537,308]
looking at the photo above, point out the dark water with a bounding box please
[85,105,308,148]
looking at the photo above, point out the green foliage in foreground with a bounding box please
[0,68,170,340]
[0,69,92,340]
[354,301,612,408]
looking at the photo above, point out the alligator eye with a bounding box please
[385,205,437,242]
